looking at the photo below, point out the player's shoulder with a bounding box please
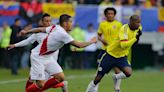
[56,25,65,32]
[120,24,129,32]
[100,20,108,25]
[122,24,128,28]
[114,20,122,25]
[55,25,70,37]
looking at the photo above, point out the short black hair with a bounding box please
[15,18,20,22]
[88,23,93,28]
[42,13,50,20]
[130,15,140,22]
[59,14,71,25]
[104,7,117,16]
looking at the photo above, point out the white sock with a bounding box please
[113,73,122,90]
[86,81,99,92]
[115,72,127,79]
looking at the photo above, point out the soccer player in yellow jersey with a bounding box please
[86,15,142,92]
[97,7,123,92]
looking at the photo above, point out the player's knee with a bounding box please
[124,71,132,77]
[57,75,65,82]
[36,80,45,88]
[52,73,65,82]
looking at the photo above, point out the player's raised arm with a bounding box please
[119,26,137,49]
[70,37,97,48]
[19,27,46,36]
[120,38,137,49]
[8,34,36,50]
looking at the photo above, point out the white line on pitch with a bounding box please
[0,74,94,85]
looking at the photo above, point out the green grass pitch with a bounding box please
[0,69,164,92]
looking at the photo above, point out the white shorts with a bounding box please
[30,52,63,80]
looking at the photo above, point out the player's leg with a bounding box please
[41,72,64,91]
[86,53,114,92]
[45,69,68,92]
[26,54,46,92]
[25,77,33,91]
[41,60,65,91]
[97,50,106,64]
[113,57,132,80]
[26,76,46,92]
[113,67,122,92]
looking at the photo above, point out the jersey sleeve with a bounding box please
[45,26,53,33]
[62,33,74,44]
[139,25,142,31]
[119,25,128,41]
[15,34,36,47]
[97,23,103,34]
[118,22,123,29]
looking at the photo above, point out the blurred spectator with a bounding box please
[114,0,122,6]
[123,0,137,6]
[0,22,12,68]
[162,0,164,6]
[157,0,164,7]
[85,0,98,4]
[77,0,99,4]
[10,18,22,75]
[70,24,85,69]
[20,23,32,69]
[139,0,157,8]
[84,23,97,69]
[100,0,113,5]
[19,0,42,23]
[46,0,64,3]
[78,0,85,4]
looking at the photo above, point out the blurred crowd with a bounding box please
[2,0,164,7]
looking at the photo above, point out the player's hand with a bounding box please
[90,37,97,43]
[18,30,27,36]
[102,40,108,46]
[7,44,15,50]
[136,30,142,40]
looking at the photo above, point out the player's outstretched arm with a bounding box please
[70,37,97,48]
[19,27,46,36]
[7,44,15,50]
[8,34,36,50]
[120,38,137,49]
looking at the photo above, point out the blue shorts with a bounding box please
[97,52,131,76]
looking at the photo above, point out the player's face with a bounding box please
[42,16,52,27]
[130,19,141,30]
[105,10,115,21]
[66,18,73,32]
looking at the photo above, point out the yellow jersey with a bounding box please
[97,20,122,50]
[106,24,142,58]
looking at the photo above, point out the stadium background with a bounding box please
[0,0,164,92]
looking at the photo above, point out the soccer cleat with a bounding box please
[61,81,68,92]
[115,90,121,92]
[86,81,98,92]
